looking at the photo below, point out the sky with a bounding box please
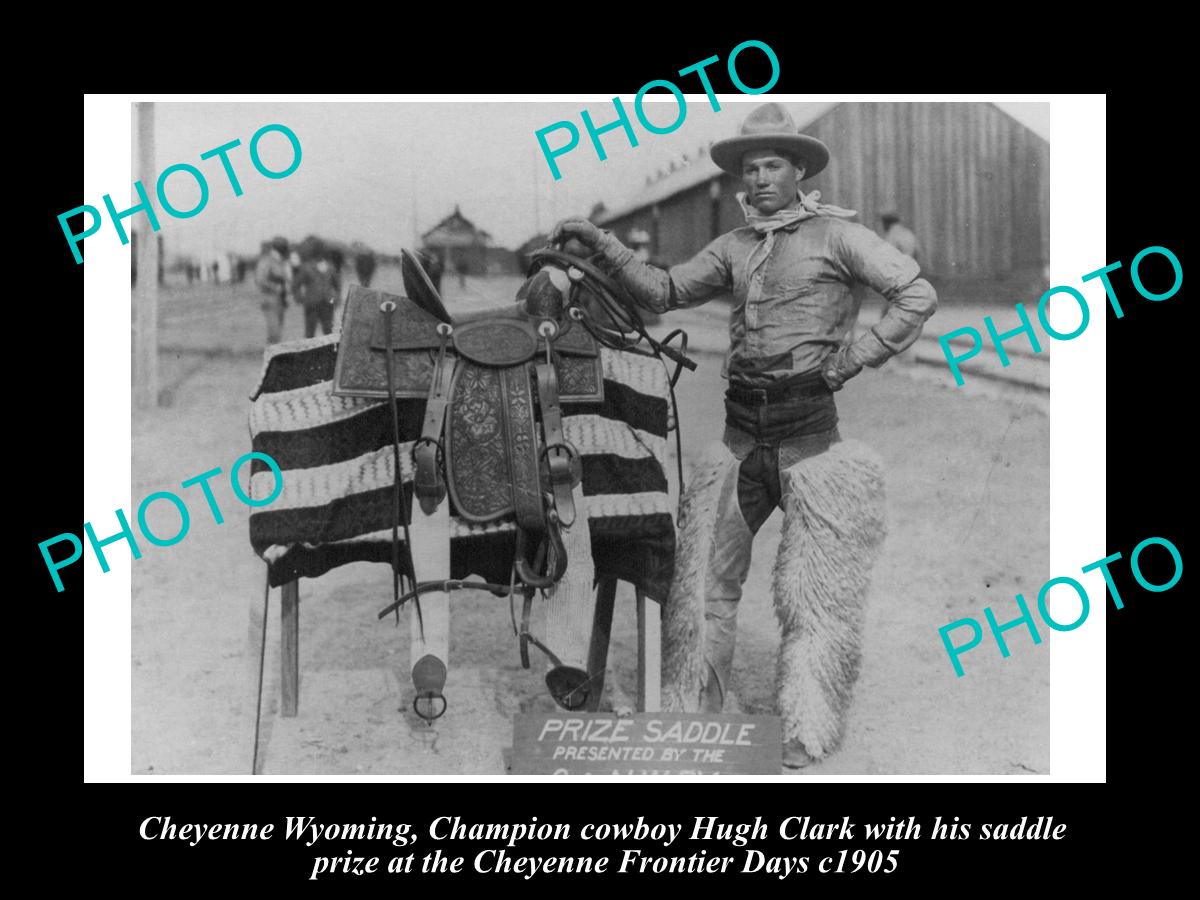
[143,99,1050,262]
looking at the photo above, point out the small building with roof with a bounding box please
[421,205,518,276]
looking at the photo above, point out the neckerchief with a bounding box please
[738,189,857,277]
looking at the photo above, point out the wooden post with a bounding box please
[655,368,681,716]
[636,589,661,712]
[280,579,299,717]
[544,480,597,683]
[249,580,271,774]
[584,578,618,712]
[132,101,159,409]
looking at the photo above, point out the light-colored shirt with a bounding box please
[255,252,291,300]
[608,216,938,386]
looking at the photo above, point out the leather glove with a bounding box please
[550,216,602,249]
[549,217,632,267]
[821,343,865,391]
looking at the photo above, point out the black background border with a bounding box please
[36,32,1184,887]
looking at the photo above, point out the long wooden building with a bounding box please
[596,102,1049,287]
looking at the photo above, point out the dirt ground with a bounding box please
[131,268,1049,776]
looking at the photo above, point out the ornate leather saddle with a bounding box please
[327,248,694,718]
[333,250,611,714]
[333,264,604,548]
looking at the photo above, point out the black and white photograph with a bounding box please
[119,98,1054,777]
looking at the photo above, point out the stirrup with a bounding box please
[411,654,447,723]
[545,666,591,711]
[514,535,588,709]
[522,613,593,710]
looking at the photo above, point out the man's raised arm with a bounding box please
[550,217,729,314]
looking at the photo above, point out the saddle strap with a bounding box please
[381,300,420,635]
[535,358,581,528]
[521,478,597,711]
[503,365,547,534]
[415,352,457,515]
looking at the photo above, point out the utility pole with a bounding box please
[132,101,159,409]
[531,146,542,235]
[411,164,420,249]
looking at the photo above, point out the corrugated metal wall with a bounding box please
[606,102,1050,281]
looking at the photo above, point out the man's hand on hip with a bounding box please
[821,344,865,391]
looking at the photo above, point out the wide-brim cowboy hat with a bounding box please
[710,103,830,180]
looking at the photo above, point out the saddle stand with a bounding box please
[333,256,606,718]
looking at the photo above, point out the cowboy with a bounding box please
[293,254,340,338]
[354,249,378,287]
[254,236,291,345]
[551,102,937,769]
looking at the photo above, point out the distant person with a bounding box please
[254,237,291,345]
[354,251,377,287]
[328,250,345,303]
[293,256,339,338]
[456,258,468,289]
[880,212,921,263]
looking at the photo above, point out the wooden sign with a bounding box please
[511,713,781,775]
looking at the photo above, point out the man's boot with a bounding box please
[783,739,815,769]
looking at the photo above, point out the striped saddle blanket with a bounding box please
[246,333,676,600]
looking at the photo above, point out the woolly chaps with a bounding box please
[663,439,886,759]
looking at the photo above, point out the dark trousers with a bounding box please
[723,375,840,532]
[303,302,335,338]
[261,296,286,345]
